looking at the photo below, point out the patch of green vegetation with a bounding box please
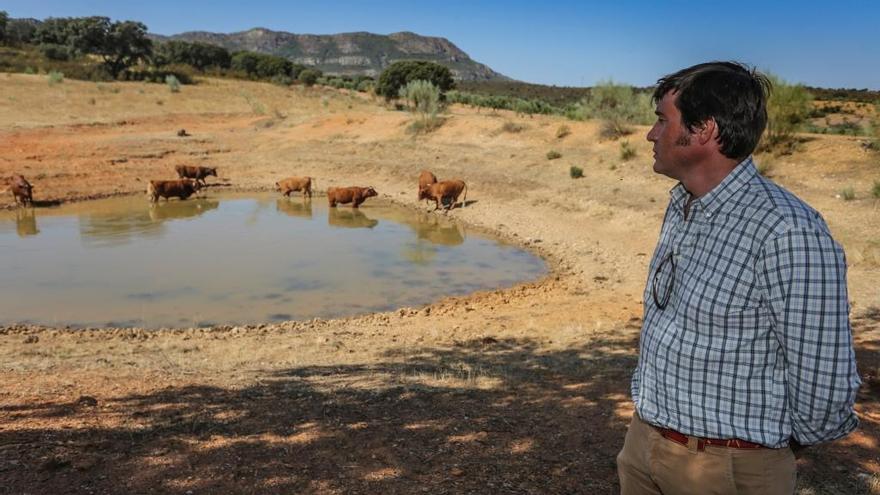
[47,69,63,85]
[569,166,583,179]
[871,180,880,199]
[840,187,856,201]
[546,150,562,160]
[620,141,636,161]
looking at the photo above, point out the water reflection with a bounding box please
[276,198,313,218]
[15,208,39,237]
[148,198,219,222]
[328,207,378,229]
[80,210,162,246]
[0,193,546,328]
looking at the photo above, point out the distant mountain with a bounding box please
[148,28,509,82]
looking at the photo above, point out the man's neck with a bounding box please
[680,155,741,198]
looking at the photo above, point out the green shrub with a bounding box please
[620,140,636,161]
[570,166,583,179]
[376,60,454,100]
[399,80,440,116]
[556,124,571,139]
[39,43,73,61]
[546,150,562,160]
[763,74,813,153]
[872,180,880,199]
[840,187,855,201]
[568,80,653,139]
[356,79,374,93]
[298,68,320,86]
[165,74,180,92]
[47,70,63,85]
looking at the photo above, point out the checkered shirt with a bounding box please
[631,157,860,448]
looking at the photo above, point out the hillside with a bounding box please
[149,28,509,81]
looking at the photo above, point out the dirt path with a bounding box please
[1,74,878,494]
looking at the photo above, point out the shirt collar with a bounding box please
[668,156,757,217]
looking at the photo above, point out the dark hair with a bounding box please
[653,61,771,160]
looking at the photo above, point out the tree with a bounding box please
[375,60,455,100]
[154,41,230,70]
[34,17,151,77]
[99,21,152,78]
[0,11,8,44]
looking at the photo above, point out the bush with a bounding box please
[376,60,455,100]
[165,74,180,92]
[399,79,440,116]
[570,166,583,179]
[840,187,855,201]
[763,74,813,153]
[546,150,562,160]
[39,43,73,61]
[872,180,880,199]
[620,140,636,161]
[569,80,653,139]
[47,70,63,85]
[556,124,571,139]
[356,79,374,93]
[298,68,320,86]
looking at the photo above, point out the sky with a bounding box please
[3,0,879,89]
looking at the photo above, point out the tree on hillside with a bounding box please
[376,61,455,100]
[99,20,152,78]
[34,17,152,77]
[154,40,231,71]
[3,18,38,45]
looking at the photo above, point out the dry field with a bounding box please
[1,73,879,494]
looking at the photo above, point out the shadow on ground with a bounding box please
[1,314,878,495]
[0,334,636,494]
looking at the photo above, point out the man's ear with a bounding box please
[695,118,718,145]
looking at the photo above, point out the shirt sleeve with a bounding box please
[757,227,860,445]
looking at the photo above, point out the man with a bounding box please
[617,61,860,494]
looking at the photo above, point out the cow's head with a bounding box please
[418,185,431,200]
[207,168,217,177]
[189,179,202,191]
[365,187,377,198]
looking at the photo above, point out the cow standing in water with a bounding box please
[276,176,314,199]
[147,179,201,202]
[419,179,467,213]
[327,186,377,208]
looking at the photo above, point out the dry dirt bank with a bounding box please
[1,74,879,494]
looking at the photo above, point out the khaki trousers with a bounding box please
[616,413,796,495]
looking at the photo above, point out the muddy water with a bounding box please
[0,193,546,328]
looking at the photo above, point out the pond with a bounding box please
[0,193,547,328]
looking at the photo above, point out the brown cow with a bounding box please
[417,170,437,203]
[9,174,34,207]
[419,179,468,213]
[147,179,201,202]
[276,176,314,199]
[175,165,217,186]
[327,186,377,208]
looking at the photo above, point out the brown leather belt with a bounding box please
[653,425,766,451]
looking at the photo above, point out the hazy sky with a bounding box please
[4,0,878,89]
